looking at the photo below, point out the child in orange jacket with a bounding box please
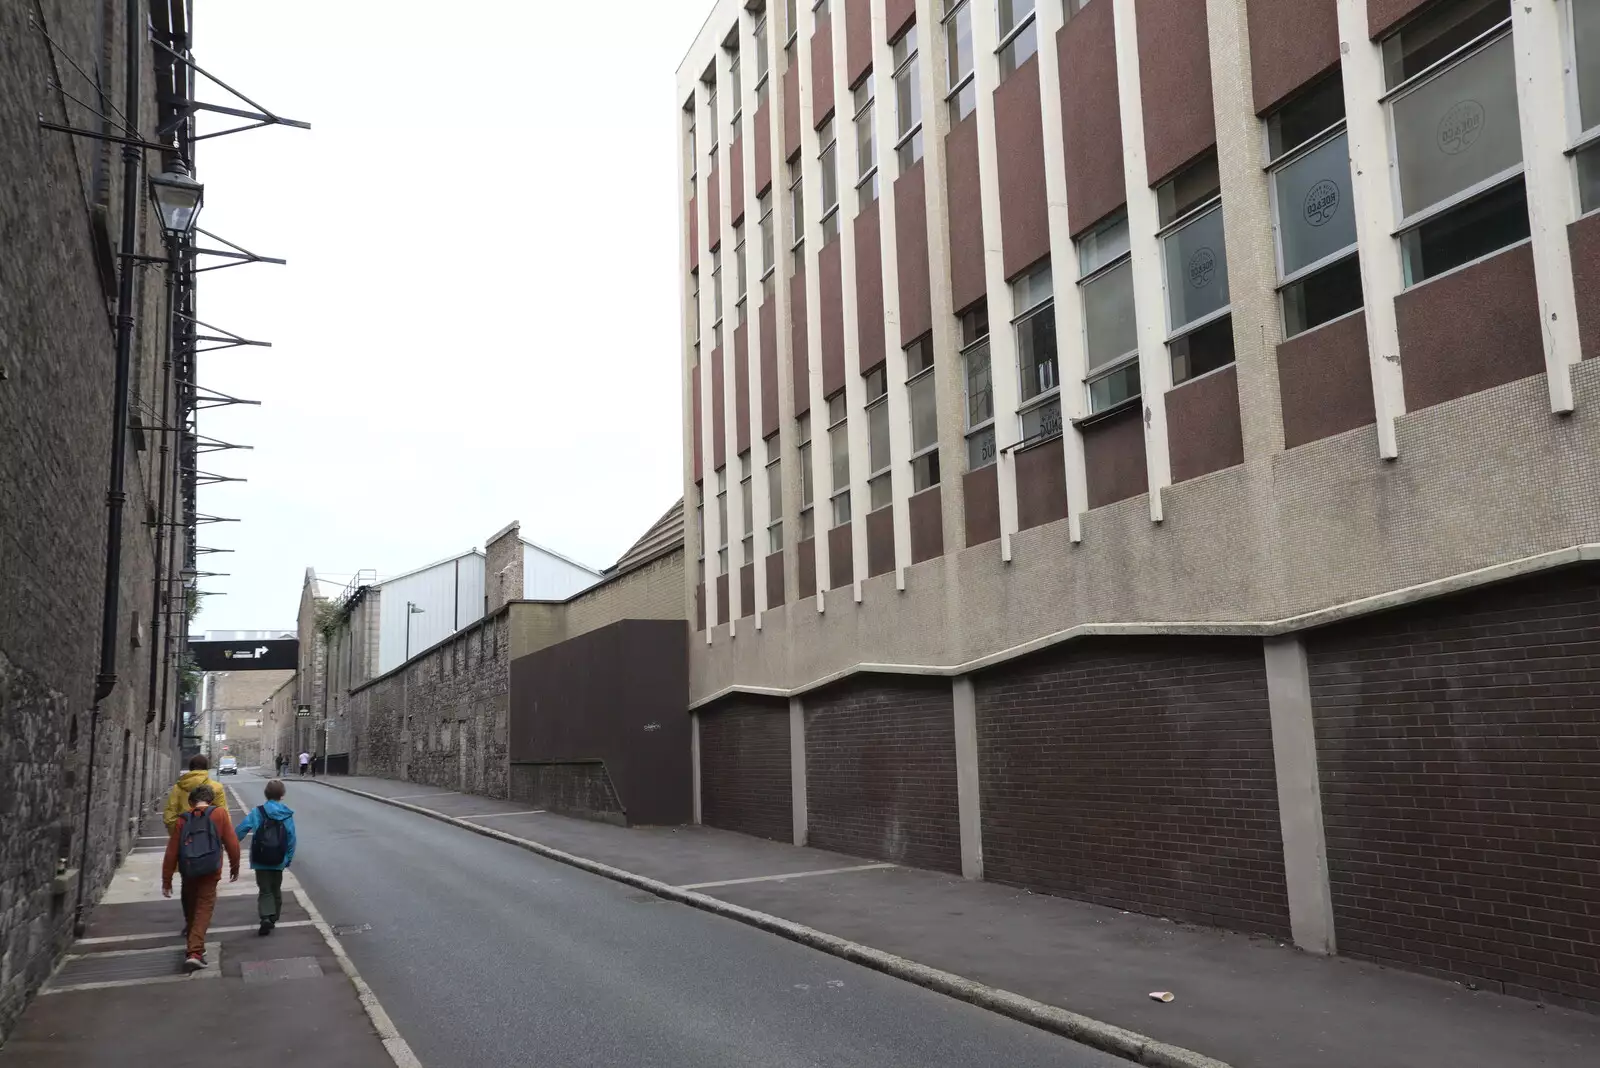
[161,783,240,970]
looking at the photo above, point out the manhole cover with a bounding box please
[241,956,323,983]
[332,923,371,936]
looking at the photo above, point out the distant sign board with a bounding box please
[188,638,298,672]
[296,705,312,718]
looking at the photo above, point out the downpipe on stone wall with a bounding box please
[75,0,142,939]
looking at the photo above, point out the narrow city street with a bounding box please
[235,772,1120,1068]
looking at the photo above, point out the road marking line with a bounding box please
[294,886,422,1068]
[676,863,896,890]
[75,921,312,946]
[459,810,546,819]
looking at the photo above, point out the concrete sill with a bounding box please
[52,869,78,896]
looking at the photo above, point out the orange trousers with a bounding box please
[180,871,221,956]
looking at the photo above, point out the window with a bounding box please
[765,436,783,551]
[893,26,924,171]
[685,105,698,198]
[711,246,724,349]
[1158,157,1234,384]
[997,0,1038,81]
[1065,0,1092,18]
[1572,0,1600,212]
[819,117,840,244]
[789,160,806,272]
[906,335,940,490]
[786,0,799,48]
[739,450,754,558]
[1384,0,1526,284]
[706,71,720,153]
[864,367,892,510]
[691,269,701,347]
[961,303,995,469]
[827,392,851,525]
[1268,76,1362,336]
[755,10,771,108]
[758,190,775,298]
[944,1,976,123]
[814,0,831,16]
[734,221,748,324]
[1013,262,1061,444]
[716,468,729,572]
[1077,212,1139,414]
[728,46,743,128]
[798,413,815,539]
[854,74,880,209]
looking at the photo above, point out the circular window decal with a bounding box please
[1437,100,1485,156]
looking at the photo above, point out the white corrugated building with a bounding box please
[373,550,486,674]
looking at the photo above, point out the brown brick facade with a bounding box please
[697,697,792,842]
[804,677,962,873]
[974,638,1291,936]
[1308,569,1600,1008]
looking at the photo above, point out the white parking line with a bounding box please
[459,810,546,820]
[676,863,896,891]
[75,921,313,946]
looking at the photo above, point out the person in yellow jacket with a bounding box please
[162,755,230,831]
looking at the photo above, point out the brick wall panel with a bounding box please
[975,638,1290,936]
[698,697,793,841]
[804,678,961,873]
[1309,569,1600,1007]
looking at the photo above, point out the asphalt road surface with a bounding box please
[234,772,1122,1068]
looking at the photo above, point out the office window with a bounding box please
[1077,212,1139,414]
[798,413,815,539]
[755,8,771,108]
[691,269,701,347]
[1385,0,1526,284]
[789,160,806,272]
[906,335,940,490]
[827,391,851,525]
[757,191,775,299]
[961,303,995,469]
[865,367,891,510]
[944,0,976,123]
[814,0,831,16]
[1013,262,1061,444]
[786,0,799,47]
[819,117,840,244]
[765,436,783,551]
[710,247,724,350]
[740,450,754,558]
[706,72,720,153]
[728,46,743,128]
[855,74,880,209]
[716,467,729,572]
[1268,76,1362,336]
[685,106,698,198]
[997,0,1038,81]
[1158,157,1233,384]
[893,26,924,171]
[1573,0,1600,212]
[734,221,748,324]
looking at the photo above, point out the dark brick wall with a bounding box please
[1308,569,1600,1008]
[510,763,623,824]
[1,1,179,1038]
[698,697,792,842]
[975,638,1291,936]
[804,677,961,873]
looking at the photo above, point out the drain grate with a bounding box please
[45,942,221,993]
[332,923,371,936]
[241,956,323,983]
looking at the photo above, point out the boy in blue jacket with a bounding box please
[234,779,297,936]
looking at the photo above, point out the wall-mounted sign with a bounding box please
[295,705,312,718]
[189,638,298,672]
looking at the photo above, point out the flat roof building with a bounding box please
[677,0,1600,1009]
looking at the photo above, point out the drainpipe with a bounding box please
[75,0,143,938]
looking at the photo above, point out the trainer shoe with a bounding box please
[258,921,271,936]
[183,954,204,973]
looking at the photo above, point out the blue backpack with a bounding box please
[251,807,290,867]
[177,808,222,878]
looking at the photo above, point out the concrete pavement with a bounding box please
[313,773,1600,1068]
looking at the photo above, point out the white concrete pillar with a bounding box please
[1111,0,1175,522]
[1512,0,1582,414]
[797,1,833,613]
[789,696,808,846]
[694,78,723,642]
[1263,636,1336,955]
[716,41,744,636]
[1336,0,1406,460]
[739,4,772,628]
[952,676,983,880]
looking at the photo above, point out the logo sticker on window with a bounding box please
[1187,248,1217,289]
[1303,180,1340,227]
[1437,100,1485,156]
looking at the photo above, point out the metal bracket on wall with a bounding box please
[150,38,311,142]
[178,314,272,354]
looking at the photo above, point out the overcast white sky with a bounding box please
[192,0,711,629]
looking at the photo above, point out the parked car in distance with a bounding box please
[218,756,238,775]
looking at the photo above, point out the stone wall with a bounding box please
[0,0,180,1040]
[485,522,523,614]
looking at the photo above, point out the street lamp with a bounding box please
[405,601,424,661]
[149,159,204,237]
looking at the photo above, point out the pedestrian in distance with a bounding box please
[309,752,318,779]
[299,750,310,776]
[162,754,230,832]
[161,784,240,972]
[234,779,296,936]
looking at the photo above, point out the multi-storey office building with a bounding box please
[678,0,1600,1007]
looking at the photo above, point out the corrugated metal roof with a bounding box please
[607,498,685,575]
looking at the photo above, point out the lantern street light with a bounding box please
[149,159,204,237]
